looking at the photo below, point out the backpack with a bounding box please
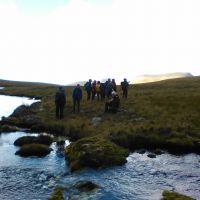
[85,82,91,90]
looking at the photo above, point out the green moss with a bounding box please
[0,125,18,133]
[109,129,200,154]
[166,137,196,154]
[14,135,53,146]
[30,123,66,136]
[65,136,129,171]
[48,187,64,200]
[15,143,52,157]
[161,190,195,200]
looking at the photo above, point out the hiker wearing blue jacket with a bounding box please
[72,84,82,113]
[105,78,113,99]
[84,79,92,100]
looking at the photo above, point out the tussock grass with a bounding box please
[1,77,200,153]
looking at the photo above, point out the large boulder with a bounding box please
[65,136,129,172]
[8,104,42,128]
[11,105,35,117]
[14,135,53,146]
[15,144,52,157]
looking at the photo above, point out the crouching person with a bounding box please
[72,84,82,113]
[105,93,120,113]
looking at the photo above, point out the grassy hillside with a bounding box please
[1,77,200,154]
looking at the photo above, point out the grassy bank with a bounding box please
[0,77,200,155]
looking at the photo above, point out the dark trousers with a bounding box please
[106,90,112,99]
[100,91,105,101]
[87,91,91,100]
[92,91,96,100]
[122,89,128,98]
[97,91,100,101]
[105,101,115,112]
[73,98,80,113]
[56,103,65,119]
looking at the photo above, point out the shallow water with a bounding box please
[0,95,39,119]
[0,95,200,200]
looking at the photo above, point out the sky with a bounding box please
[0,0,200,85]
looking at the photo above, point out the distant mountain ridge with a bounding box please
[131,72,193,84]
[67,72,193,86]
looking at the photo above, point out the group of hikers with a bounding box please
[55,78,129,119]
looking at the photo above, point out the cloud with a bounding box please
[0,0,200,84]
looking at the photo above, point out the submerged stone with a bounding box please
[147,153,156,158]
[136,149,146,154]
[161,190,195,200]
[153,149,165,155]
[74,181,99,192]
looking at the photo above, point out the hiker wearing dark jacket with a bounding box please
[105,93,120,113]
[112,78,117,92]
[72,84,82,113]
[100,82,105,100]
[55,86,66,119]
[96,81,101,101]
[105,78,113,99]
[91,80,97,100]
[121,78,129,98]
[84,79,92,100]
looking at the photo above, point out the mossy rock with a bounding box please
[48,187,64,200]
[161,190,195,200]
[0,125,19,133]
[14,135,53,146]
[15,143,52,157]
[11,105,35,117]
[65,136,129,172]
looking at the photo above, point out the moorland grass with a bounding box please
[1,77,200,154]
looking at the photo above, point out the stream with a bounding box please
[0,95,199,200]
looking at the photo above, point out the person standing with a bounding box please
[121,78,129,98]
[84,79,92,100]
[105,78,113,99]
[112,78,117,92]
[55,86,66,119]
[91,80,97,100]
[72,84,82,113]
[96,81,101,101]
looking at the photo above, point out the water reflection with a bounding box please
[0,95,39,119]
